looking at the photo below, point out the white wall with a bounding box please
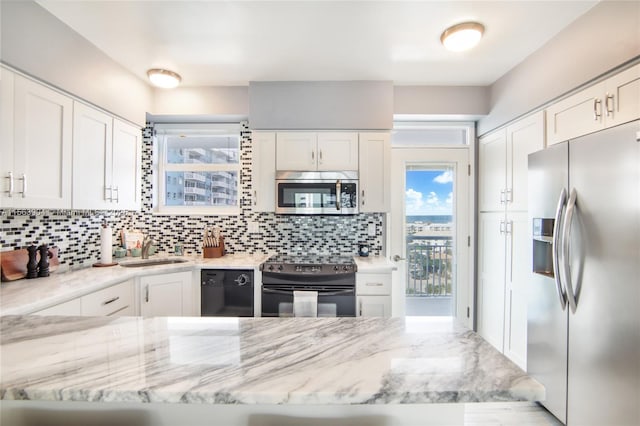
[153,86,249,116]
[478,0,640,135]
[393,86,489,118]
[0,0,152,126]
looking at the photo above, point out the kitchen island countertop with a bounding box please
[0,315,543,406]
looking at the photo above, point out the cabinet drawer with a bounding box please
[81,280,134,316]
[356,273,391,295]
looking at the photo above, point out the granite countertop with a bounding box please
[0,315,544,405]
[0,254,392,315]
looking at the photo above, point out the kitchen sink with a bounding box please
[119,258,189,268]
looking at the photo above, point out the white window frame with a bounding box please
[153,123,241,215]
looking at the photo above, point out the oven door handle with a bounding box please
[262,287,354,296]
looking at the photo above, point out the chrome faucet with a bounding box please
[141,235,154,259]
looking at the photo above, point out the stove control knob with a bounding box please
[277,265,283,271]
[268,265,274,271]
[343,266,349,271]
[333,265,339,271]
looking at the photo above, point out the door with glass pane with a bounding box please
[390,148,470,326]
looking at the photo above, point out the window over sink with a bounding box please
[153,123,241,215]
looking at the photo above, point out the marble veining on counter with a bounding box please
[0,316,544,405]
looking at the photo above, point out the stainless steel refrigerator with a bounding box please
[527,119,640,425]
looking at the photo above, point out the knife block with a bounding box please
[203,238,224,258]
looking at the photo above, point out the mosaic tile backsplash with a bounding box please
[1,123,384,268]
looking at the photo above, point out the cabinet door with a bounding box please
[72,102,113,210]
[546,83,605,146]
[506,111,544,212]
[477,212,506,352]
[0,68,14,208]
[317,132,358,171]
[140,271,192,317]
[252,132,276,212]
[11,75,73,209]
[276,132,316,170]
[478,129,507,212]
[357,295,391,317]
[504,213,529,370]
[605,63,640,128]
[112,119,142,210]
[359,132,390,212]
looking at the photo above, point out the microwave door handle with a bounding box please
[336,179,341,210]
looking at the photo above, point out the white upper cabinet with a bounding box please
[359,132,390,212]
[546,63,640,145]
[252,131,276,212]
[73,102,113,210]
[1,71,73,209]
[73,102,141,210]
[478,129,507,212]
[112,119,142,210]
[276,132,358,171]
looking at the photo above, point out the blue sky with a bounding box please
[405,169,453,216]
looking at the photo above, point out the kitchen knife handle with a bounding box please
[593,98,602,121]
[562,188,578,313]
[19,174,26,198]
[552,188,568,310]
[5,171,14,197]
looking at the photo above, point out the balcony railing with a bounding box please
[406,235,452,297]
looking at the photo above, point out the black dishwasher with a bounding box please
[201,269,254,317]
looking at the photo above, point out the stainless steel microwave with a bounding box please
[275,171,358,215]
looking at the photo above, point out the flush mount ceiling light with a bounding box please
[147,69,182,89]
[440,22,485,52]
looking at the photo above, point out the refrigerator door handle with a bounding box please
[562,188,579,313]
[552,188,568,310]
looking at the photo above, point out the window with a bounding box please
[154,123,241,215]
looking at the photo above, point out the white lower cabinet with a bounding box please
[139,271,194,317]
[356,272,392,317]
[33,297,82,316]
[81,279,135,316]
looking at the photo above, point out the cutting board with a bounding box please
[0,247,60,282]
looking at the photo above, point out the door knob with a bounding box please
[393,255,405,262]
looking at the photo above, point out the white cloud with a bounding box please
[446,192,453,205]
[426,191,439,205]
[406,188,424,214]
[433,170,453,184]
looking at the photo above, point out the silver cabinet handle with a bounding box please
[253,190,257,206]
[359,298,362,316]
[145,285,149,303]
[552,188,568,310]
[605,93,614,117]
[366,282,384,287]
[505,220,513,235]
[105,186,112,202]
[392,254,405,262]
[593,98,602,121]
[5,172,14,197]
[361,189,365,206]
[506,188,513,203]
[112,186,119,203]
[102,296,120,306]
[311,150,315,161]
[499,220,506,234]
[500,189,506,204]
[319,149,323,163]
[562,188,578,313]
[335,179,341,211]
[19,174,26,198]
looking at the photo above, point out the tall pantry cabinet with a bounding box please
[477,111,544,370]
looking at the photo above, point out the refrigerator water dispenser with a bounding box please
[532,218,554,277]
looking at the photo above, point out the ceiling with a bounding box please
[37,0,599,87]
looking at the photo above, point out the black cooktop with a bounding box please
[261,254,357,274]
[263,254,355,265]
